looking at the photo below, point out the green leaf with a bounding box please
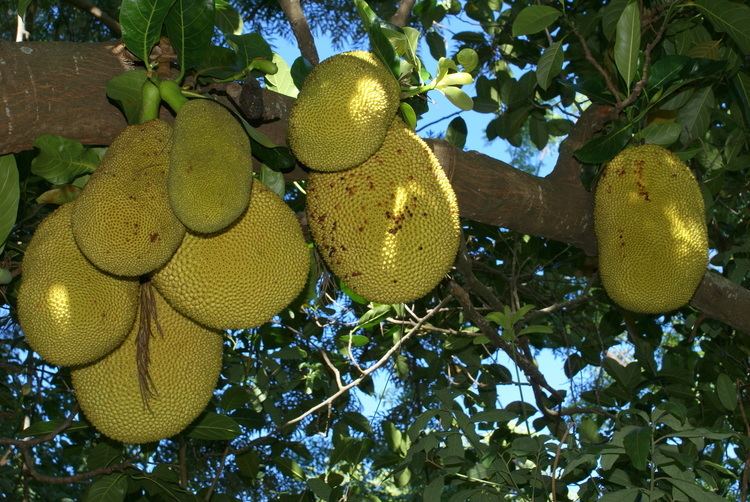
[354,0,377,29]
[399,102,417,129]
[214,0,242,35]
[598,488,642,502]
[21,420,89,436]
[0,156,19,248]
[426,30,446,60]
[456,48,478,73]
[446,117,467,148]
[695,0,750,55]
[17,0,32,15]
[438,87,473,111]
[677,86,714,143]
[667,477,728,502]
[83,474,128,502]
[436,72,473,87]
[85,442,124,470]
[258,164,285,198]
[623,426,651,470]
[236,450,261,479]
[337,333,369,347]
[601,0,629,40]
[369,23,401,78]
[265,53,298,98]
[574,122,633,164]
[307,478,332,499]
[227,33,273,70]
[165,0,215,75]
[274,457,306,481]
[647,55,691,90]
[355,303,392,329]
[31,135,100,184]
[512,6,562,37]
[639,121,682,146]
[423,476,444,501]
[716,373,737,411]
[614,0,641,87]
[119,0,175,67]
[186,412,241,440]
[106,70,148,124]
[536,41,564,90]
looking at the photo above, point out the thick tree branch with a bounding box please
[277,0,319,65]
[62,0,121,37]
[390,0,416,27]
[1,42,749,334]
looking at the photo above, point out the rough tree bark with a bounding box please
[1,41,748,333]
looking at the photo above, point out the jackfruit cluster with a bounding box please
[16,99,309,443]
[291,52,461,304]
[594,144,708,313]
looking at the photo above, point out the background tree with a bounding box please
[1,0,750,500]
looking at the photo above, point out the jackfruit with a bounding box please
[152,181,309,330]
[17,203,139,367]
[169,99,253,233]
[288,51,401,172]
[71,120,185,276]
[306,117,461,304]
[594,144,708,313]
[71,286,223,444]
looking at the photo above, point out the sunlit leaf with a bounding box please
[31,135,100,185]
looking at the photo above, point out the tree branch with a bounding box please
[390,0,416,27]
[62,0,121,37]
[277,0,319,65]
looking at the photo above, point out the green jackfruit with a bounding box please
[594,144,708,313]
[153,181,309,330]
[17,203,139,367]
[169,100,253,233]
[288,51,400,172]
[71,120,185,276]
[71,286,223,444]
[306,118,461,304]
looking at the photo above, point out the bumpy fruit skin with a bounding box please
[153,182,310,330]
[71,287,223,444]
[17,203,139,367]
[594,144,708,313]
[169,100,253,233]
[288,51,400,172]
[71,120,185,277]
[306,118,461,304]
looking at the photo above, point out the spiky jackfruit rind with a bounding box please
[71,287,223,444]
[169,100,253,234]
[152,182,310,330]
[306,117,461,304]
[288,51,401,172]
[71,120,185,276]
[594,144,708,313]
[18,204,139,367]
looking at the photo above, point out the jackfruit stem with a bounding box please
[136,281,163,411]
[159,79,189,113]
[139,79,161,124]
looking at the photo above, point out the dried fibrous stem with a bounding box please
[137,281,162,410]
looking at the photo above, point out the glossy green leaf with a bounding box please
[436,72,473,87]
[399,102,417,129]
[17,0,32,14]
[456,47,478,73]
[423,476,444,501]
[227,33,273,70]
[696,0,750,54]
[307,477,332,499]
[21,420,89,436]
[83,474,128,502]
[165,0,214,75]
[368,23,401,78]
[598,488,641,502]
[258,164,285,198]
[0,156,19,249]
[446,116,467,149]
[265,53,298,98]
[677,86,714,142]
[647,55,690,90]
[536,41,564,90]
[623,426,651,470]
[214,0,242,35]
[512,6,562,37]
[639,121,681,146]
[119,0,175,66]
[186,412,241,440]
[274,457,306,481]
[425,30,446,60]
[614,0,641,87]
[353,0,377,29]
[31,135,100,184]
[384,421,403,452]
[438,86,474,110]
[667,477,728,502]
[601,0,629,40]
[716,373,737,411]
[574,122,633,164]
[106,70,148,124]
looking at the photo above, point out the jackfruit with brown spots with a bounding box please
[71,286,223,444]
[17,203,139,367]
[71,120,185,276]
[169,99,253,234]
[152,181,309,330]
[288,51,401,172]
[594,144,708,313]
[306,117,461,304]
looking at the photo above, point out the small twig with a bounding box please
[284,295,453,427]
[525,294,592,322]
[617,11,669,110]
[390,0,416,27]
[277,0,320,65]
[550,424,572,502]
[0,406,79,447]
[62,0,121,36]
[320,350,344,389]
[570,25,624,104]
[456,237,504,311]
[204,445,230,501]
[20,445,133,484]
[416,111,462,133]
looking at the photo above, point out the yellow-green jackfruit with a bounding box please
[71,120,185,276]
[306,118,461,304]
[169,99,253,233]
[594,144,708,313]
[153,181,309,330]
[288,51,400,172]
[17,203,139,367]
[71,286,223,444]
